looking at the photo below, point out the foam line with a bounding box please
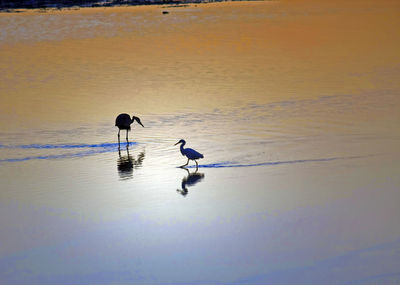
[0,142,137,163]
[186,155,371,168]
[0,149,114,163]
[0,142,135,149]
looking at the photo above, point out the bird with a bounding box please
[174,139,204,168]
[115,113,144,143]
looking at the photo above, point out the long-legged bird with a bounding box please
[115,113,144,143]
[174,139,204,168]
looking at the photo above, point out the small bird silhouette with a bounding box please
[115,113,144,143]
[174,139,204,168]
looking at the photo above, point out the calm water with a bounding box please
[1,1,400,284]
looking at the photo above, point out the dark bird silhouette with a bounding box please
[174,139,204,169]
[115,113,144,144]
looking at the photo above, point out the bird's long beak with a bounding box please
[139,122,144,128]
[174,141,180,146]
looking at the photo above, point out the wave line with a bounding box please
[0,149,115,163]
[186,155,372,168]
[0,142,135,149]
[0,142,138,163]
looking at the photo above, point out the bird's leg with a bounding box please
[126,130,129,143]
[118,129,120,145]
[180,158,189,168]
[177,188,188,197]
[195,160,199,171]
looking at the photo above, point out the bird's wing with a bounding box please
[185,148,203,159]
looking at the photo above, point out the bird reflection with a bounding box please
[117,145,145,180]
[177,168,205,197]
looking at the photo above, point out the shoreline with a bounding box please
[0,0,258,13]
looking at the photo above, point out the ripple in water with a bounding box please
[0,142,136,163]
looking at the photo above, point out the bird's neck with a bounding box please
[180,142,186,155]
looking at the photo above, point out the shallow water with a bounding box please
[1,1,400,284]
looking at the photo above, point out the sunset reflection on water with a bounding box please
[0,1,400,284]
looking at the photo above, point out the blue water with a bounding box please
[0,142,129,149]
[188,155,373,168]
[0,142,136,163]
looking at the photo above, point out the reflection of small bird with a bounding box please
[115,113,144,143]
[174,139,204,168]
[177,168,205,196]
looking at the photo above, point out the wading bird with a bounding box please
[115,113,144,143]
[174,139,204,168]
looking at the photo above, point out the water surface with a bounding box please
[1,1,400,284]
